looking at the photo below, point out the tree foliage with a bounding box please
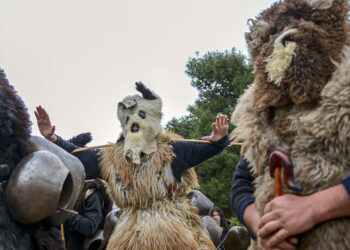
[166,48,253,218]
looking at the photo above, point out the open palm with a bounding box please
[34,106,56,141]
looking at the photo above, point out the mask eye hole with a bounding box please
[139,111,146,119]
[126,116,129,124]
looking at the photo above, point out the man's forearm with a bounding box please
[313,182,350,225]
[243,203,260,236]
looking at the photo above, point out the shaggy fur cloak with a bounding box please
[99,131,215,250]
[231,0,350,249]
[0,69,64,250]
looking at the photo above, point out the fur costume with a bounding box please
[99,83,215,250]
[231,0,350,249]
[0,69,64,250]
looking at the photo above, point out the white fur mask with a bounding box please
[117,82,163,164]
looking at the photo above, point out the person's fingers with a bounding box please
[218,114,223,127]
[259,211,279,229]
[275,240,296,250]
[287,237,298,245]
[267,228,290,247]
[216,115,220,127]
[259,220,282,238]
[42,107,50,120]
[212,122,217,132]
[34,111,40,121]
[38,106,46,119]
[223,115,228,125]
[264,201,272,214]
[50,125,56,136]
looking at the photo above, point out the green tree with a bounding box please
[166,48,253,219]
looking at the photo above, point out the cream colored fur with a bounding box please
[99,131,215,250]
[265,29,297,86]
[306,0,333,9]
[118,93,163,164]
[231,47,350,249]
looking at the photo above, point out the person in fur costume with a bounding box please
[230,0,350,249]
[0,68,65,250]
[35,82,230,250]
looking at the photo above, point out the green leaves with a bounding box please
[166,48,253,219]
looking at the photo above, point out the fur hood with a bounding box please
[231,46,350,249]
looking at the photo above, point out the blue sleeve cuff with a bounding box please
[214,133,230,148]
[238,197,256,240]
[341,176,350,196]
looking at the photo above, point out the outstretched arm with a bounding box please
[258,180,350,248]
[35,105,101,178]
[171,115,229,182]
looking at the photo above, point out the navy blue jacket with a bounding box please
[55,133,230,182]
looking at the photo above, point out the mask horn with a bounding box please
[135,82,156,100]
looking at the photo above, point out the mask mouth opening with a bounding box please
[131,123,139,133]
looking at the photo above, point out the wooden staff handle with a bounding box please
[274,166,283,197]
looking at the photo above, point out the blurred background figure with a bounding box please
[210,206,231,249]
[210,206,231,237]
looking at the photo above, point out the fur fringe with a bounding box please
[99,131,213,250]
[231,46,350,249]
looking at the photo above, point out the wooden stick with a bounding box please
[60,224,66,249]
[274,166,283,197]
[71,139,242,154]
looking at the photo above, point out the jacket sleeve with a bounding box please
[230,155,255,224]
[54,135,101,178]
[65,190,103,238]
[171,133,230,182]
[341,176,350,196]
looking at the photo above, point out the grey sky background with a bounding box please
[0,0,276,145]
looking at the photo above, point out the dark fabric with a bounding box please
[29,222,65,250]
[55,133,230,182]
[341,176,350,196]
[230,156,257,240]
[230,155,255,219]
[171,133,230,182]
[55,136,101,178]
[75,179,113,228]
[64,190,103,250]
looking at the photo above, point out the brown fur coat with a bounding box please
[231,46,350,249]
[99,132,214,250]
[231,0,350,248]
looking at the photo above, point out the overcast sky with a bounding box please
[0,0,276,145]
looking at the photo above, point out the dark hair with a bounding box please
[210,206,230,231]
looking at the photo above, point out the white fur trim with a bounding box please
[265,28,298,86]
[306,0,333,9]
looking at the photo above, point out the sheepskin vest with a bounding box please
[231,47,350,249]
[99,131,215,250]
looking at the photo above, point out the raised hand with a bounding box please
[34,106,57,142]
[202,114,228,142]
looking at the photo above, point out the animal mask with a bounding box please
[245,0,349,111]
[117,82,163,164]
